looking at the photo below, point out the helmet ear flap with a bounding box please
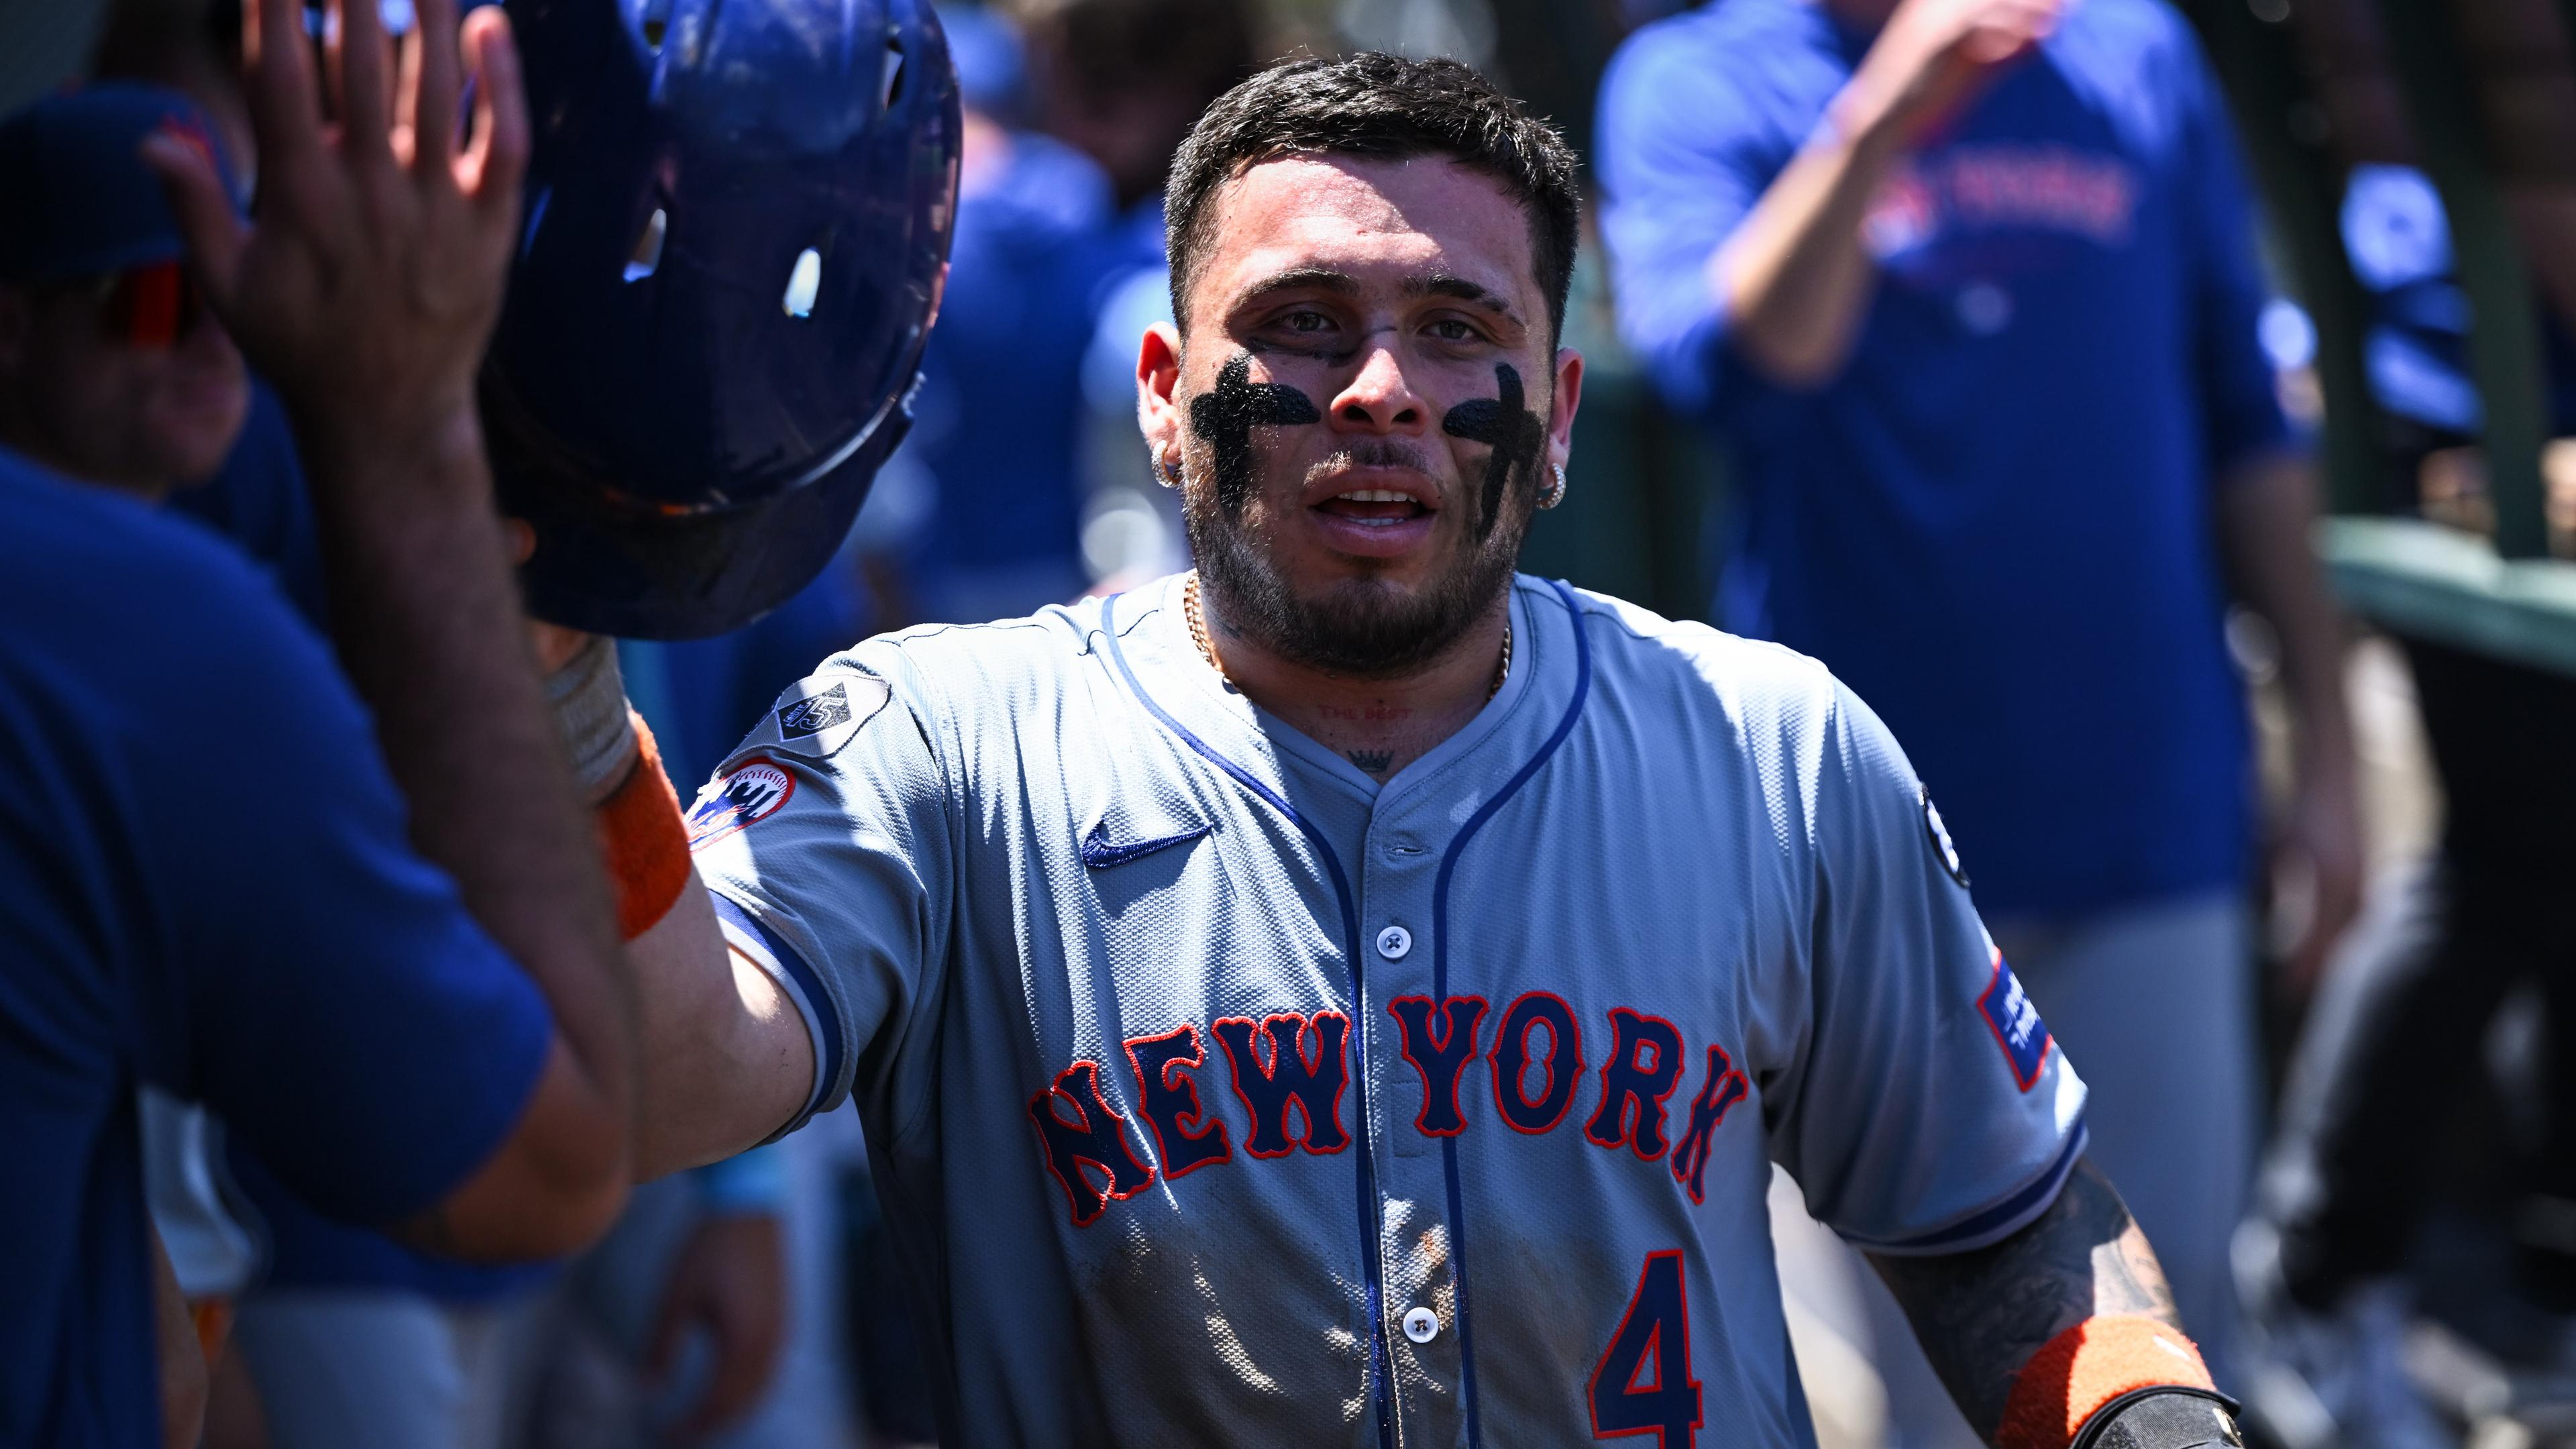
[488,0,961,639]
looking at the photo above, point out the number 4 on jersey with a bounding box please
[1590,1250,1703,1448]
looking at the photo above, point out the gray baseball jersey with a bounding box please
[688,572,2087,1448]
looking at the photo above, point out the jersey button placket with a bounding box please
[1376,924,1411,960]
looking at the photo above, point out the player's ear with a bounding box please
[1546,344,1585,474]
[1136,321,1186,460]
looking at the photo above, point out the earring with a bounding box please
[1537,462,1568,510]
[1152,441,1184,490]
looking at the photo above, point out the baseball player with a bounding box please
[572,50,2241,1449]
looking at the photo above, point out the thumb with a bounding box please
[140,133,248,310]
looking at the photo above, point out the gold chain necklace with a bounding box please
[1183,572,1511,702]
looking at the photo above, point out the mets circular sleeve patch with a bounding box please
[687,760,796,849]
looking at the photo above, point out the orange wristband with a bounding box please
[189,1296,233,1364]
[596,714,692,941]
[1997,1316,2214,1449]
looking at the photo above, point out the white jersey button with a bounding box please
[1401,1306,1440,1344]
[1376,926,1412,961]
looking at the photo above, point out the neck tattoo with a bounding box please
[1185,572,1511,705]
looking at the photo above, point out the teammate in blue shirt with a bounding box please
[869,5,1114,625]
[0,11,635,1442]
[1597,0,2361,1413]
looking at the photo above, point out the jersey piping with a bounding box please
[711,893,847,1141]
[1433,576,1595,1449]
[1097,588,1398,1449]
[1841,1114,2091,1254]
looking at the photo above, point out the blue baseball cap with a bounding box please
[0,83,237,284]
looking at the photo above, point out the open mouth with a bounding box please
[1313,488,1434,528]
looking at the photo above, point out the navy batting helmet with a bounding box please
[485,0,959,639]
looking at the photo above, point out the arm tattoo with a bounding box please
[1867,1160,2182,1440]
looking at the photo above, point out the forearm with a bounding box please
[1713,107,1907,388]
[150,1226,206,1449]
[295,409,633,1155]
[1869,1161,2181,1440]
[532,634,814,1179]
[2214,452,2353,757]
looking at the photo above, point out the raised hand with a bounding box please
[142,0,528,471]
[1840,0,2066,149]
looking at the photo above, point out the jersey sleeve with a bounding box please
[146,556,553,1230]
[2172,28,2299,477]
[686,657,956,1141]
[1766,683,2089,1255]
[1594,25,1792,418]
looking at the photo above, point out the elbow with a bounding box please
[392,1040,635,1262]
[1731,323,1849,391]
[394,1126,632,1265]
[478,1134,633,1261]
[498,1181,630,1263]
[1713,252,1857,391]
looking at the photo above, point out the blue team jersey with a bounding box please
[1597,0,2294,918]
[900,131,1113,617]
[0,451,553,1444]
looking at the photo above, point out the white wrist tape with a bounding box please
[547,635,639,805]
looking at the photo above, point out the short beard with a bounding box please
[1184,439,1529,680]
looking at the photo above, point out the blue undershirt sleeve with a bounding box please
[152,567,553,1229]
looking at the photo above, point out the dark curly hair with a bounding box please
[1163,52,1582,345]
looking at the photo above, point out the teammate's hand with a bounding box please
[1836,0,2065,149]
[143,0,529,470]
[645,1212,790,1439]
[2274,751,2363,1000]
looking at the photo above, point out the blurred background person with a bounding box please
[854,1,1115,628]
[1597,0,2361,1439]
[853,0,1266,620]
[0,76,271,1445]
[1032,0,1263,598]
[2233,157,2576,1449]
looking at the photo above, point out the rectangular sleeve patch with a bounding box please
[1978,952,2052,1093]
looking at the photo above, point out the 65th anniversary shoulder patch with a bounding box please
[753,673,892,760]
